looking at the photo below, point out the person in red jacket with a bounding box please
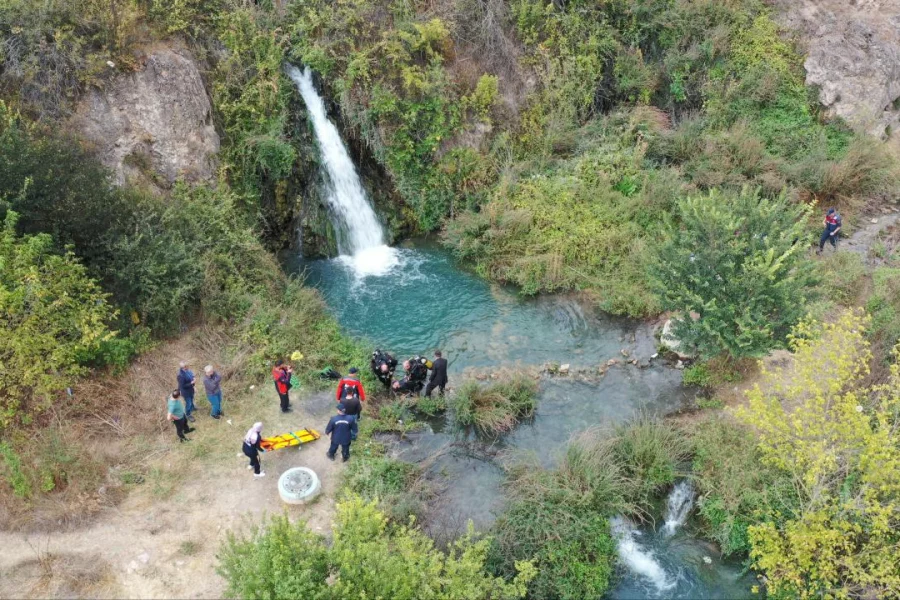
[272,359,293,413]
[336,367,366,403]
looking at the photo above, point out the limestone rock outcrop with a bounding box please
[775,0,900,140]
[73,46,219,189]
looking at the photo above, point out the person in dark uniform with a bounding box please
[342,388,362,426]
[425,350,448,397]
[370,349,398,388]
[404,356,430,395]
[325,404,358,462]
[392,377,418,396]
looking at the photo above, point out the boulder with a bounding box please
[660,319,697,360]
[73,46,220,190]
[774,0,900,140]
[558,363,570,375]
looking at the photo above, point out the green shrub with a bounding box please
[450,376,538,436]
[611,415,691,508]
[218,497,536,600]
[0,210,117,428]
[865,267,900,362]
[688,416,798,556]
[682,362,712,387]
[815,251,867,307]
[650,187,816,359]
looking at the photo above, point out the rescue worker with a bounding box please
[425,350,448,398]
[817,207,842,254]
[325,404,358,462]
[342,388,362,429]
[272,359,293,413]
[392,377,418,396]
[404,356,430,395]
[370,349,398,388]
[336,367,366,402]
[242,422,266,478]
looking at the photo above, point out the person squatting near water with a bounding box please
[272,359,294,413]
[370,349,398,388]
[242,422,266,477]
[817,207,842,254]
[326,403,358,462]
[392,355,431,396]
[167,390,195,442]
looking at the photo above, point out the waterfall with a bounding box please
[610,516,676,593]
[287,65,398,277]
[662,480,695,536]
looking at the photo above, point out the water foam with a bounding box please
[611,516,676,593]
[288,65,395,276]
[663,480,695,536]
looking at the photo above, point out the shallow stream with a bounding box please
[288,242,756,599]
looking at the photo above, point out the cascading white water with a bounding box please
[662,480,695,536]
[287,65,398,277]
[610,516,676,593]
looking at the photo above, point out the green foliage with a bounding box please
[450,376,537,436]
[651,187,816,359]
[816,251,867,308]
[689,416,797,556]
[737,311,900,598]
[0,0,143,117]
[218,514,330,600]
[414,393,447,416]
[343,455,423,520]
[0,211,116,428]
[682,362,712,387]
[218,497,535,600]
[0,442,30,498]
[148,0,222,36]
[214,6,295,202]
[490,418,688,598]
[866,267,900,361]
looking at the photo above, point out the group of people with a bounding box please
[370,349,448,397]
[166,362,226,444]
[167,349,448,475]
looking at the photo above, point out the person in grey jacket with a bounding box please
[203,364,224,419]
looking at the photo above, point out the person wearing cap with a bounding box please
[203,364,224,419]
[335,367,366,402]
[176,361,196,422]
[817,207,842,254]
[272,359,293,413]
[325,403,358,462]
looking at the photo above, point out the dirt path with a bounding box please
[840,209,900,263]
[0,385,345,599]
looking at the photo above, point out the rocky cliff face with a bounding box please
[73,46,220,190]
[775,0,900,140]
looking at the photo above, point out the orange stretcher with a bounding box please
[260,428,321,451]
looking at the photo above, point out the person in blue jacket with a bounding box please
[176,361,196,422]
[325,403,358,463]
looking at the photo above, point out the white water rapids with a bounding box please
[287,65,398,277]
[662,480,695,536]
[610,516,676,594]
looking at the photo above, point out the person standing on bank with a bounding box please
[167,390,194,442]
[203,364,224,419]
[817,207,842,254]
[242,422,266,478]
[325,404,357,462]
[336,367,366,402]
[177,361,196,422]
[272,359,293,413]
[425,350,448,398]
[342,388,362,425]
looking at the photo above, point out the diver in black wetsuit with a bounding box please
[370,349,398,388]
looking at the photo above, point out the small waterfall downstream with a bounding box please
[287,65,397,276]
[610,516,676,594]
[662,480,695,536]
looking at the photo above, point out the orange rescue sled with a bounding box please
[260,428,321,451]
